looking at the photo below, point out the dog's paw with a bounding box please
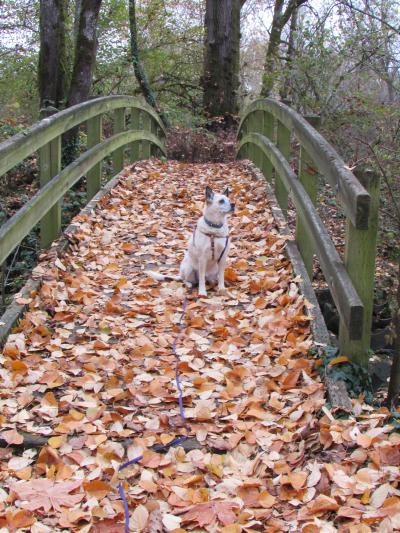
[198,290,207,298]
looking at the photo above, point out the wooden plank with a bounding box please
[0,96,166,177]
[237,132,363,337]
[86,114,102,200]
[247,112,258,165]
[238,99,370,229]
[338,168,380,363]
[0,130,166,266]
[296,115,320,276]
[129,107,141,163]
[141,111,152,159]
[261,111,274,183]
[276,121,290,215]
[39,135,61,248]
[112,108,126,173]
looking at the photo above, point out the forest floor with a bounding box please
[0,160,399,532]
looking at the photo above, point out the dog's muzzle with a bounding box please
[230,203,235,212]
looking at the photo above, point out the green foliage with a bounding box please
[317,345,374,404]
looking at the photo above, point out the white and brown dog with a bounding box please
[148,186,234,296]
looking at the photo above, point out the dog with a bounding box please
[148,186,234,296]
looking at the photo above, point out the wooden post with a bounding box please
[141,112,152,159]
[112,107,125,173]
[239,120,249,159]
[253,111,264,170]
[247,112,258,164]
[276,120,290,215]
[338,168,380,365]
[86,114,102,200]
[295,115,320,276]
[129,107,141,163]
[39,107,61,248]
[261,111,275,183]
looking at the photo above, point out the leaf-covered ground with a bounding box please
[0,160,399,533]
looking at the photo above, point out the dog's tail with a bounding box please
[146,270,182,283]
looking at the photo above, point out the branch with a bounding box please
[337,0,400,35]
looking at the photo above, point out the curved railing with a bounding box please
[0,96,167,267]
[237,99,380,364]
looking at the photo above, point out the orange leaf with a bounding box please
[84,480,113,500]
[328,356,350,366]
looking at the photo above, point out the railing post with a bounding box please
[295,115,320,276]
[247,112,258,165]
[261,111,275,183]
[338,168,380,365]
[141,111,152,159]
[253,111,264,170]
[86,114,102,200]
[239,119,249,159]
[129,107,141,163]
[276,121,290,215]
[39,107,61,248]
[112,107,126,173]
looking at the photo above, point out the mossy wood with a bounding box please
[0,96,166,177]
[237,101,379,365]
[238,99,370,229]
[0,131,165,267]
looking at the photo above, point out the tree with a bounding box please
[260,0,307,97]
[38,0,69,110]
[202,0,247,117]
[67,0,102,108]
[128,0,170,127]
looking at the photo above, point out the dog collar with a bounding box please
[204,217,224,229]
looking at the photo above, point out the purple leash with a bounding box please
[118,292,189,532]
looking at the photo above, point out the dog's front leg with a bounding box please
[217,256,227,291]
[197,257,207,297]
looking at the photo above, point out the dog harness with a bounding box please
[193,227,229,263]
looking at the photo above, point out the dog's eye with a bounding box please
[219,199,224,204]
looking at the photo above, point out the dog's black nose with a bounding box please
[230,203,235,212]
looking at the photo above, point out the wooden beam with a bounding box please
[112,108,126,173]
[296,115,320,276]
[0,96,166,177]
[338,168,380,364]
[39,135,61,248]
[238,99,370,229]
[0,130,166,266]
[276,120,290,215]
[237,132,363,338]
[86,114,102,200]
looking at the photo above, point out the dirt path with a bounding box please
[0,161,398,532]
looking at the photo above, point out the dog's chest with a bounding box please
[192,228,229,262]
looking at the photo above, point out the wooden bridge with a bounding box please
[1,96,393,533]
[0,95,378,364]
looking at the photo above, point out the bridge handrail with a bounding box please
[238,98,370,229]
[0,96,166,177]
[238,132,363,337]
[237,100,380,365]
[0,95,167,270]
[0,131,165,267]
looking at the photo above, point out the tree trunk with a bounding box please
[261,0,307,97]
[203,0,245,117]
[38,0,68,110]
[279,7,298,101]
[128,0,170,128]
[387,261,400,408]
[67,0,102,108]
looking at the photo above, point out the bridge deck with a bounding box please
[1,161,397,532]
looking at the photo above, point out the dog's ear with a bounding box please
[223,187,230,197]
[205,186,214,202]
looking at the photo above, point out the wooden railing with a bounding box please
[0,96,166,267]
[237,99,379,365]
